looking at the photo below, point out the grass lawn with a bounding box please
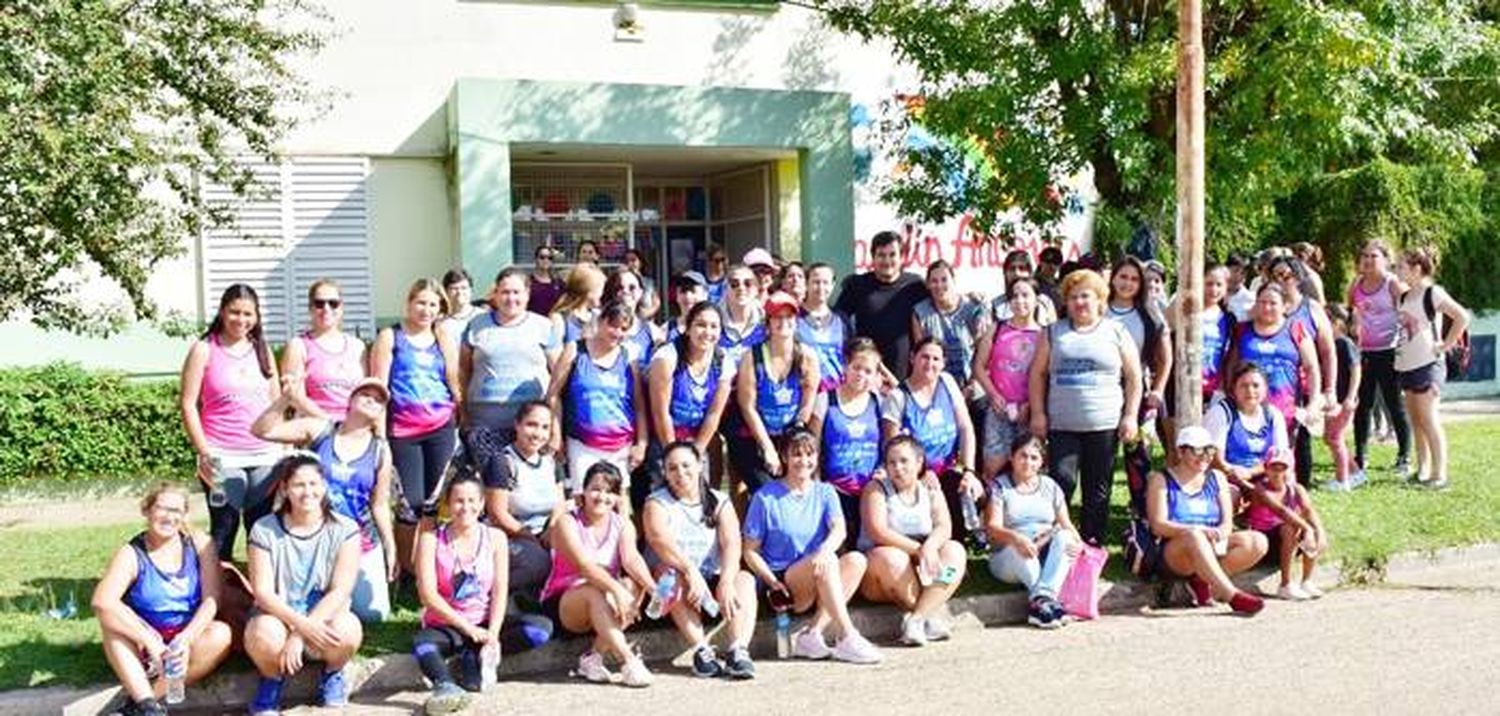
[1,418,1495,691]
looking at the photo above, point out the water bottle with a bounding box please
[775,611,792,659]
[700,593,720,619]
[960,491,987,547]
[644,570,677,619]
[207,456,228,508]
[479,643,499,692]
[164,639,188,704]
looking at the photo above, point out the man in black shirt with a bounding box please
[834,230,930,381]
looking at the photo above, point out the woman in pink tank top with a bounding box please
[179,284,283,560]
[974,277,1043,478]
[1347,239,1414,477]
[540,462,656,687]
[281,279,368,421]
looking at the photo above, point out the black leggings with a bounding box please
[725,429,777,495]
[1354,349,1412,468]
[412,625,482,690]
[390,422,457,522]
[1049,429,1119,546]
[1293,421,1314,487]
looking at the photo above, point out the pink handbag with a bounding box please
[1058,541,1108,620]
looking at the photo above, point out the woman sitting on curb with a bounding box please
[93,483,233,716]
[1145,426,1269,616]
[244,453,365,715]
[983,434,1081,629]
[414,473,509,714]
[538,462,657,687]
[742,427,883,664]
[857,435,967,646]
[642,441,759,679]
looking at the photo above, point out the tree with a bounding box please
[0,0,327,334]
[816,0,1500,258]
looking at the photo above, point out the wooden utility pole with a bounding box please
[1175,0,1206,424]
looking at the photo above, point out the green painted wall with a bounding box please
[448,78,855,279]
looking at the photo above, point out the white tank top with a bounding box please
[857,478,935,551]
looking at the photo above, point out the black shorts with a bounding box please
[539,593,586,637]
[1398,361,1444,394]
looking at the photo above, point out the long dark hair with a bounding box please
[663,441,719,529]
[204,283,274,379]
[673,301,725,369]
[270,451,332,518]
[1108,256,1167,372]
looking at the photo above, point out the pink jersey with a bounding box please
[298,332,365,420]
[540,509,623,602]
[1351,275,1399,351]
[987,323,1041,405]
[421,524,497,628]
[1245,480,1302,532]
[199,335,274,453]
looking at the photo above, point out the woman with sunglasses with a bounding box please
[719,264,766,367]
[413,473,509,714]
[281,279,367,422]
[528,245,564,316]
[604,267,664,374]
[1145,427,1268,615]
[253,378,400,622]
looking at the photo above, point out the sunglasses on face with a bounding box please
[537,253,554,261]
[730,279,756,288]
[312,298,342,309]
[1183,445,1217,458]
[710,256,726,263]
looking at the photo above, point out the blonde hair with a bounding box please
[306,278,341,306]
[140,482,192,530]
[1059,269,1109,306]
[551,263,606,317]
[406,278,451,316]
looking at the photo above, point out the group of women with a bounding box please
[93,235,1470,714]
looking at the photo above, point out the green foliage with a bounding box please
[1276,159,1498,307]
[0,0,329,335]
[817,0,1500,253]
[0,364,193,486]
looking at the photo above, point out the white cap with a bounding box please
[1176,425,1213,449]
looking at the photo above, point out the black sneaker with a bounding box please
[457,646,483,692]
[1394,456,1412,478]
[1045,598,1071,626]
[1027,597,1060,629]
[723,645,756,680]
[691,645,725,678]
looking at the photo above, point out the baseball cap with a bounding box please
[764,291,800,317]
[1144,260,1167,278]
[1265,447,1295,470]
[348,377,390,405]
[673,270,708,290]
[743,247,777,271]
[1176,425,1214,449]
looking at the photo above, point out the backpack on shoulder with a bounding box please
[1423,286,1471,381]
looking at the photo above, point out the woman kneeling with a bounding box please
[1147,426,1269,616]
[93,483,233,716]
[858,436,967,645]
[642,442,759,679]
[414,474,509,714]
[244,453,365,715]
[539,462,657,687]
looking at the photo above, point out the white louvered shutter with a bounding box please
[201,157,373,343]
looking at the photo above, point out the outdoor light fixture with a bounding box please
[614,1,644,42]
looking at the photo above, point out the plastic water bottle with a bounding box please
[644,570,677,620]
[960,491,988,547]
[479,643,499,692]
[699,593,720,619]
[774,612,792,659]
[164,639,188,704]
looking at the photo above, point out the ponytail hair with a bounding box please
[663,440,718,529]
[204,283,274,379]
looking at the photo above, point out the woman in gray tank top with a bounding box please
[1029,269,1142,546]
[480,401,564,599]
[641,442,758,679]
[856,436,968,647]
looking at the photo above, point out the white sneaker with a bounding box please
[619,658,653,688]
[832,632,883,664]
[576,650,614,683]
[1301,581,1325,599]
[1276,583,1311,601]
[899,613,928,646]
[791,627,832,660]
[923,616,952,642]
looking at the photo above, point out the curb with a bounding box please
[18,541,1500,716]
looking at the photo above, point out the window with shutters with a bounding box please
[200,157,375,343]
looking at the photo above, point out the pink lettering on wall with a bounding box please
[853,214,1083,275]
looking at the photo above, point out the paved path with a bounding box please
[269,558,1500,716]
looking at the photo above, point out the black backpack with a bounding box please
[1423,287,1471,381]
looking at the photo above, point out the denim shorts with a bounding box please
[983,407,1025,462]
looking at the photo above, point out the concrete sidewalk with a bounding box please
[24,542,1500,716]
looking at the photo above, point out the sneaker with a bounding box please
[923,616,952,642]
[248,677,284,716]
[1322,479,1350,493]
[576,650,614,683]
[899,613,928,646]
[1045,597,1071,625]
[1394,457,1411,478]
[1276,583,1310,601]
[620,657,654,688]
[424,682,473,716]
[1187,575,1215,607]
[136,700,166,716]
[1424,478,1451,491]
[691,645,724,678]
[831,632,883,664]
[1228,591,1265,616]
[1301,581,1325,599]
[791,627,832,660]
[457,646,482,692]
[723,646,756,680]
[1027,597,1060,629]
[1348,469,1369,490]
[318,668,349,708]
